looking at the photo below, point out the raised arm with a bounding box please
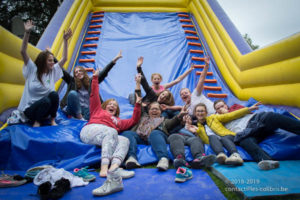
[98,50,122,83]
[164,65,195,89]
[90,69,102,115]
[195,56,209,95]
[58,28,72,68]
[20,20,34,65]
[136,57,157,100]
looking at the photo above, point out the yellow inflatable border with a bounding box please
[1,0,299,130]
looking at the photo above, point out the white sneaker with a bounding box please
[125,156,141,169]
[157,157,169,171]
[258,160,280,170]
[225,153,243,166]
[92,171,123,196]
[115,168,135,179]
[216,153,228,164]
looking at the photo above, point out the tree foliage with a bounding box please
[243,33,259,50]
[0,0,62,45]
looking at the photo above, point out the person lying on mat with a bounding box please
[80,69,142,196]
[213,100,300,170]
[129,56,181,119]
[18,20,72,127]
[122,73,188,171]
[185,103,258,167]
[60,51,122,120]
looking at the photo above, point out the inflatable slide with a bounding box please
[0,0,300,198]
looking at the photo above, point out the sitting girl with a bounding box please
[80,69,142,196]
[18,20,72,127]
[186,103,259,166]
[60,51,122,120]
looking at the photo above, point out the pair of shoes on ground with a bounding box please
[190,155,216,169]
[175,166,193,183]
[92,168,134,196]
[216,152,244,166]
[38,178,71,199]
[0,174,27,188]
[125,156,141,169]
[73,166,96,182]
[258,160,280,170]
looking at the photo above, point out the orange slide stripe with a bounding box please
[93,11,104,14]
[182,24,194,28]
[193,65,205,69]
[178,14,189,18]
[205,79,217,83]
[192,57,205,61]
[190,50,203,54]
[92,14,104,18]
[196,71,213,76]
[188,42,201,47]
[87,31,101,34]
[85,37,99,41]
[83,44,97,48]
[204,86,222,91]
[186,36,199,40]
[207,93,228,98]
[89,25,102,29]
[79,59,95,63]
[180,19,192,22]
[184,30,197,34]
[91,19,103,23]
[81,51,96,55]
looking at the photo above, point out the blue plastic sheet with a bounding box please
[1,13,300,171]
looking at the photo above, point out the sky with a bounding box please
[217,0,300,48]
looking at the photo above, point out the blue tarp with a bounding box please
[1,13,300,171]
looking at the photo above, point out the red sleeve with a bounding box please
[90,75,102,115]
[118,103,141,132]
[229,104,245,112]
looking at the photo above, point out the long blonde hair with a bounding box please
[74,66,90,90]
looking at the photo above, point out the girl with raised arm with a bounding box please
[18,20,72,127]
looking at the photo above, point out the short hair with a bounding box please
[193,103,207,116]
[180,88,191,94]
[148,101,162,111]
[151,73,162,81]
[213,99,226,109]
[101,99,120,117]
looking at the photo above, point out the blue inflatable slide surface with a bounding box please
[1,13,300,171]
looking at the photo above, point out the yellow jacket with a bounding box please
[196,107,250,144]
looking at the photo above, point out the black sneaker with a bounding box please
[191,155,216,169]
[173,158,191,169]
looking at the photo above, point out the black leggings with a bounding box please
[209,135,237,155]
[24,91,59,123]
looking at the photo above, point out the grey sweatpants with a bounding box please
[80,124,129,166]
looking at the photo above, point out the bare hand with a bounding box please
[93,69,100,77]
[113,50,122,62]
[63,28,72,41]
[135,93,142,104]
[183,115,192,125]
[186,124,198,134]
[248,102,261,112]
[190,63,195,71]
[160,104,168,111]
[137,56,144,68]
[24,20,34,33]
[204,56,210,66]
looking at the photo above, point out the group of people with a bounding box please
[16,20,300,196]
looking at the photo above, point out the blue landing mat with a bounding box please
[0,169,225,200]
[212,161,300,199]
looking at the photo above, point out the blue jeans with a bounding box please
[122,130,169,160]
[66,90,90,120]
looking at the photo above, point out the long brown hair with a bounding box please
[74,66,90,90]
[101,99,120,117]
[158,90,175,106]
[34,51,53,85]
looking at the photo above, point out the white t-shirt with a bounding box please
[225,114,254,133]
[18,59,63,112]
[188,89,215,116]
[205,124,220,139]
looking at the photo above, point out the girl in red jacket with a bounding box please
[80,69,141,196]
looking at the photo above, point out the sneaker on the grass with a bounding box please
[73,166,96,182]
[175,166,193,183]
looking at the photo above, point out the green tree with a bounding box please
[243,33,259,50]
[0,0,62,45]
